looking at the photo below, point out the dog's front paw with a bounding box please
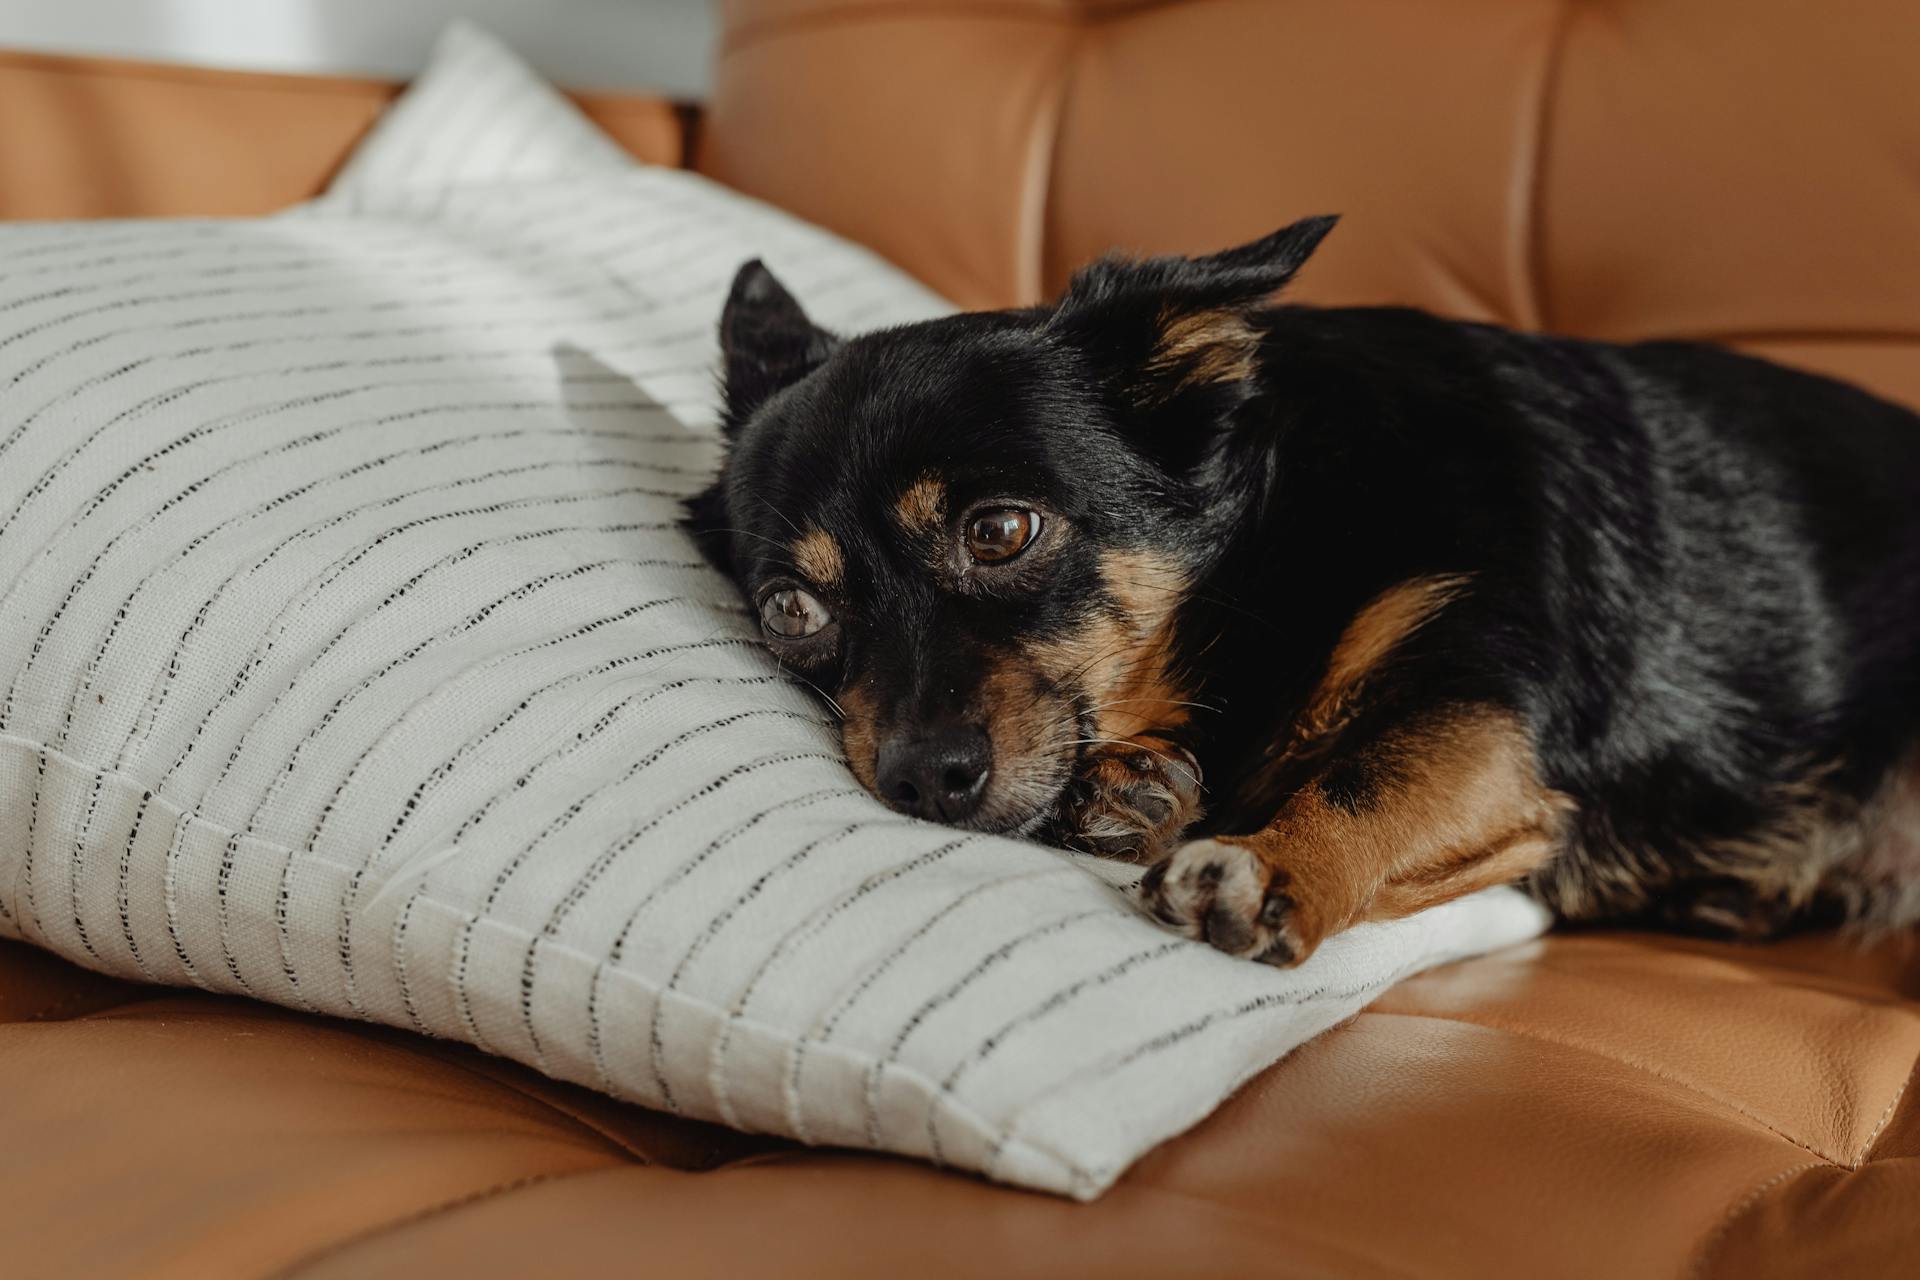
[1054,740,1202,862]
[1139,838,1311,965]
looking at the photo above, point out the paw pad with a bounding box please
[1137,839,1310,966]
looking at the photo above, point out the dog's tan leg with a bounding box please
[1141,706,1570,964]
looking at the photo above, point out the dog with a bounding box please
[686,216,1920,966]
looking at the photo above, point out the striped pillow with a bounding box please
[0,23,1548,1198]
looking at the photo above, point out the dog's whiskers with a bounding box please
[1082,696,1221,716]
[708,525,796,557]
[1062,737,1202,789]
[756,497,804,537]
[775,656,846,720]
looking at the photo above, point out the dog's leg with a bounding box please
[1141,706,1571,964]
[1053,735,1203,862]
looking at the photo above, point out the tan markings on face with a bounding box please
[1290,574,1471,749]
[1028,548,1193,743]
[837,681,880,792]
[1146,306,1259,396]
[1218,706,1574,959]
[791,526,845,591]
[969,660,1078,828]
[893,473,948,537]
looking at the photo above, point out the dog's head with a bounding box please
[686,217,1336,833]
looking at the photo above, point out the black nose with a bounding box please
[874,723,992,823]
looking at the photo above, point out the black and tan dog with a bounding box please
[687,217,1920,965]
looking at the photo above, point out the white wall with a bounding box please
[0,0,716,97]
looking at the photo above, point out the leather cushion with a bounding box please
[699,0,1920,414]
[5,933,1913,1277]
[0,47,685,222]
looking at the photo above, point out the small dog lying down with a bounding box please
[687,217,1920,965]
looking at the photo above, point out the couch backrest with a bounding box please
[0,48,687,221]
[697,0,1920,409]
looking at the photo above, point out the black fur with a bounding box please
[689,221,1920,950]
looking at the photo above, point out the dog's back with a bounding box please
[1601,338,1920,929]
[1350,315,1920,931]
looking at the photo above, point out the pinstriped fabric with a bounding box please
[0,23,1549,1198]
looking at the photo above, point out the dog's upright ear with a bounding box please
[719,259,841,432]
[692,262,837,572]
[1049,215,1337,442]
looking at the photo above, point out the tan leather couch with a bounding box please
[3,2,1917,1274]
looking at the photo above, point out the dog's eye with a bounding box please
[760,586,832,639]
[966,508,1041,563]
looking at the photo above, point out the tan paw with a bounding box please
[1138,838,1309,965]
[1053,741,1203,862]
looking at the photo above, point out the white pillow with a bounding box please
[0,23,1548,1198]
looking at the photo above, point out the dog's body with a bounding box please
[690,218,1920,964]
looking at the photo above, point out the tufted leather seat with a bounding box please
[5,932,1916,1277]
[701,0,1920,410]
[3,1,1919,1273]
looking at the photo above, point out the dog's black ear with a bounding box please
[719,259,840,431]
[1050,215,1337,422]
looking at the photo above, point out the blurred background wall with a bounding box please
[0,0,716,96]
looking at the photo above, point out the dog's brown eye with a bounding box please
[966,508,1040,563]
[760,586,832,639]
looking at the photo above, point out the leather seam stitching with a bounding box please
[269,1165,615,1279]
[1685,1161,1826,1280]
[1852,1058,1914,1166]
[1373,1009,1848,1165]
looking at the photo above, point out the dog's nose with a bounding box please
[874,723,992,823]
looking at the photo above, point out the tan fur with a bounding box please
[1216,708,1572,959]
[1096,627,1192,744]
[791,526,845,590]
[1029,548,1194,744]
[893,474,947,537]
[839,548,1192,835]
[1148,307,1259,394]
[1529,751,1920,937]
[838,682,880,792]
[1531,759,1844,923]
[969,661,1078,830]
[1837,749,1920,933]
[1291,574,1471,747]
